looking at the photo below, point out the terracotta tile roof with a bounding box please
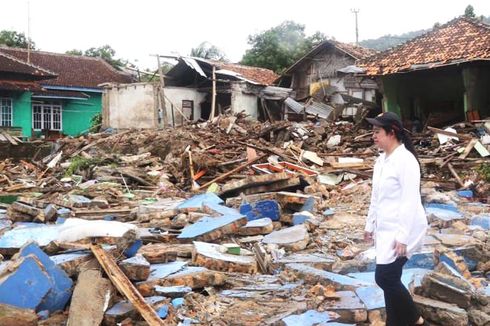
[330,40,378,60]
[0,47,133,88]
[359,17,490,75]
[216,62,279,85]
[0,51,56,79]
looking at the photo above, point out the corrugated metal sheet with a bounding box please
[305,100,334,120]
[284,97,304,114]
[181,57,207,78]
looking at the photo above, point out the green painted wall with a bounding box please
[62,93,102,136]
[380,65,465,123]
[11,91,33,137]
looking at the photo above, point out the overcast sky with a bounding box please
[1,0,489,70]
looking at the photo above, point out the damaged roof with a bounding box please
[0,47,133,89]
[0,51,56,79]
[214,61,279,86]
[359,17,490,76]
[284,40,377,75]
[167,57,279,86]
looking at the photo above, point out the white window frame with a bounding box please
[32,102,62,131]
[0,98,13,127]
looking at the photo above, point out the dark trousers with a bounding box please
[375,257,420,326]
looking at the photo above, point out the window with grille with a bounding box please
[0,98,12,127]
[32,103,62,131]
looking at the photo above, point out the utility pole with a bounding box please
[27,1,31,63]
[351,8,359,45]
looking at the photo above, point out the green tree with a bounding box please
[0,30,35,49]
[190,42,227,61]
[240,21,327,73]
[84,45,124,70]
[464,5,476,18]
[65,49,83,55]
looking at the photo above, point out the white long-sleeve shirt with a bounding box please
[365,144,428,264]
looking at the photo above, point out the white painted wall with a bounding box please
[104,83,157,129]
[103,83,206,129]
[164,87,206,124]
[231,83,258,119]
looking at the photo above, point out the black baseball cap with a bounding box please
[366,112,403,130]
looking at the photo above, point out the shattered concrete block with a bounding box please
[220,172,291,196]
[138,243,193,263]
[192,241,257,274]
[0,303,38,326]
[468,308,490,326]
[154,285,192,298]
[422,272,472,308]
[438,251,471,278]
[273,252,335,271]
[0,255,52,311]
[239,199,281,221]
[119,254,150,281]
[176,193,223,212]
[470,215,490,230]
[425,203,463,227]
[355,286,385,311]
[43,204,57,222]
[137,266,226,296]
[56,218,138,243]
[262,225,309,251]
[281,309,338,326]
[413,295,468,326]
[434,233,476,247]
[177,205,247,242]
[320,290,368,323]
[286,263,372,291]
[18,242,73,313]
[67,195,92,208]
[103,296,166,325]
[49,251,92,277]
[67,269,113,326]
[238,217,274,236]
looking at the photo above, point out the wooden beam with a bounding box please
[427,126,472,140]
[209,65,216,121]
[196,153,266,191]
[90,244,165,326]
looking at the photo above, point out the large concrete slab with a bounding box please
[286,264,372,291]
[282,309,337,326]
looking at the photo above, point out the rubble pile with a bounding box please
[0,113,489,325]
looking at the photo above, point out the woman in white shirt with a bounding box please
[364,112,428,326]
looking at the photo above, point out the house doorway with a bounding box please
[32,102,62,137]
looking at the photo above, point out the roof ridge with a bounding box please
[0,50,57,76]
[360,16,490,65]
[0,45,103,61]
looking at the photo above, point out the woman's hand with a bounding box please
[394,240,407,257]
[364,231,373,243]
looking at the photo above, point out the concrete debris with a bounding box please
[0,111,489,324]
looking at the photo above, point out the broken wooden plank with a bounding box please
[196,153,266,190]
[192,241,257,274]
[459,138,478,159]
[90,244,165,326]
[427,126,471,140]
[447,163,465,188]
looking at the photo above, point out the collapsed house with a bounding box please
[276,40,379,122]
[359,17,490,129]
[101,57,290,129]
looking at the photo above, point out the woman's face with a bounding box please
[372,126,395,152]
